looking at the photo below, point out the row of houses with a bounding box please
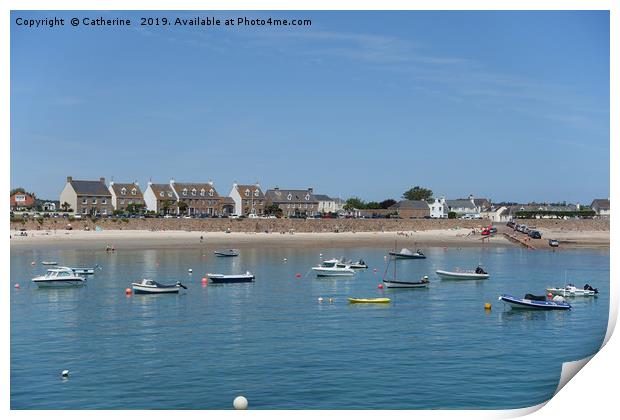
[52,177,343,217]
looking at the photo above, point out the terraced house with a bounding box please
[60,176,113,216]
[108,181,145,212]
[143,182,177,214]
[264,187,319,217]
[171,180,230,216]
[229,183,265,216]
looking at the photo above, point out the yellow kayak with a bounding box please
[348,297,391,304]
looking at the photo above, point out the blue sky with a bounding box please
[11,11,609,203]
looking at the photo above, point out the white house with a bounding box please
[480,206,509,222]
[446,196,479,216]
[229,183,265,216]
[315,194,338,214]
[429,197,448,218]
[590,199,610,219]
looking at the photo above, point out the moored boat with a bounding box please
[348,297,391,304]
[214,249,239,257]
[132,279,187,294]
[343,258,368,269]
[32,267,86,288]
[312,259,355,277]
[498,294,571,310]
[436,266,489,280]
[388,248,426,259]
[382,277,430,289]
[549,239,560,247]
[208,271,255,283]
[68,265,101,275]
[41,261,58,266]
[546,284,598,297]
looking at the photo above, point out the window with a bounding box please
[82,208,88,214]
[200,189,205,196]
[287,204,291,208]
[254,190,259,197]
[191,188,196,196]
[102,199,107,204]
[209,189,214,196]
[182,188,188,196]
[92,198,97,204]
[102,209,107,215]
[82,198,87,204]
[287,193,292,200]
[120,199,125,205]
[305,194,310,201]
[132,188,137,195]
[245,189,250,197]
[128,200,133,205]
[168,192,173,198]
[121,188,126,195]
[159,191,164,197]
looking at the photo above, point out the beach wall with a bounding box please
[10,218,610,233]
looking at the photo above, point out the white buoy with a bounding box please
[319,253,322,257]
[233,395,248,410]
[61,369,69,378]
[283,258,287,262]
[188,268,193,273]
[318,297,324,303]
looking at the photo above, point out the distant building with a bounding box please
[388,200,430,219]
[35,199,60,212]
[170,180,230,216]
[429,197,448,218]
[473,198,492,212]
[143,182,177,214]
[265,187,319,217]
[10,191,35,211]
[315,194,339,214]
[446,196,478,216]
[590,199,610,219]
[108,181,145,212]
[480,206,509,222]
[60,176,113,216]
[229,183,265,216]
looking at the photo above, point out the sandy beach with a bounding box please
[9,225,609,251]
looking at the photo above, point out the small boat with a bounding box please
[546,284,598,297]
[382,254,430,288]
[498,294,571,310]
[312,260,355,277]
[132,279,187,294]
[208,271,255,283]
[436,266,489,280]
[388,248,426,259]
[68,265,101,275]
[214,249,239,257]
[32,267,86,287]
[348,297,391,304]
[41,261,58,266]
[549,239,560,247]
[344,259,368,269]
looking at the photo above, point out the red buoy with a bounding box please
[14,283,20,289]
[295,273,302,279]
[125,288,132,295]
[378,283,384,289]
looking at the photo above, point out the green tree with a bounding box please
[178,201,188,214]
[402,186,433,201]
[343,197,366,211]
[366,201,382,209]
[161,199,174,214]
[265,203,282,216]
[380,199,397,209]
[10,188,26,195]
[448,211,457,219]
[61,202,71,212]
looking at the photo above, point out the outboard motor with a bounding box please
[584,284,599,294]
[475,266,487,274]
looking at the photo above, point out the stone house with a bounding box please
[108,181,145,212]
[229,183,265,216]
[59,176,113,216]
[388,200,430,219]
[264,187,319,217]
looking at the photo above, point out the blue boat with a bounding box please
[498,294,571,310]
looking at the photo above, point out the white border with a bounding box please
[3,1,616,419]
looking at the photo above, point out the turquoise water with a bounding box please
[11,245,609,409]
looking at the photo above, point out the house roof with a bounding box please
[447,199,475,209]
[172,182,219,198]
[221,197,235,205]
[389,200,429,210]
[149,183,176,199]
[235,184,265,199]
[70,180,111,196]
[110,183,144,199]
[591,199,610,210]
[313,194,333,201]
[473,198,491,208]
[265,189,318,203]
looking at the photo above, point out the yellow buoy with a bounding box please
[484,303,492,310]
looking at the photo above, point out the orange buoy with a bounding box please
[14,283,20,289]
[202,277,207,282]
[125,288,132,295]
[378,283,384,289]
[295,273,302,278]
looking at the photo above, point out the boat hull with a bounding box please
[132,284,181,294]
[33,279,86,288]
[209,277,254,283]
[382,280,429,289]
[70,268,95,275]
[214,251,239,257]
[388,252,425,259]
[436,270,489,280]
[348,298,391,304]
[546,287,597,297]
[498,295,571,310]
[312,267,355,276]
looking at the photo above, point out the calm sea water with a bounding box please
[10,245,609,409]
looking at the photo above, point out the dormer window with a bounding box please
[305,194,310,201]
[254,190,259,197]
[159,191,164,197]
[131,188,137,195]
[245,189,250,197]
[191,188,197,196]
[168,192,173,198]
[182,188,188,196]
[209,189,214,197]
[287,193,292,200]
[200,189,205,196]
[121,188,126,195]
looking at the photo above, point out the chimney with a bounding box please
[66,176,73,183]
[100,177,105,184]
[274,187,279,192]
[308,187,313,193]
[208,180,214,186]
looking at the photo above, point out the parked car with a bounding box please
[529,230,542,239]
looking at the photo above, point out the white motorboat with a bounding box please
[41,261,58,266]
[388,248,426,259]
[546,284,598,297]
[214,249,239,257]
[132,279,187,294]
[436,267,490,280]
[312,260,355,277]
[208,271,255,283]
[32,267,86,287]
[68,265,101,275]
[498,294,571,310]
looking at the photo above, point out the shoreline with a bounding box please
[9,227,609,251]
